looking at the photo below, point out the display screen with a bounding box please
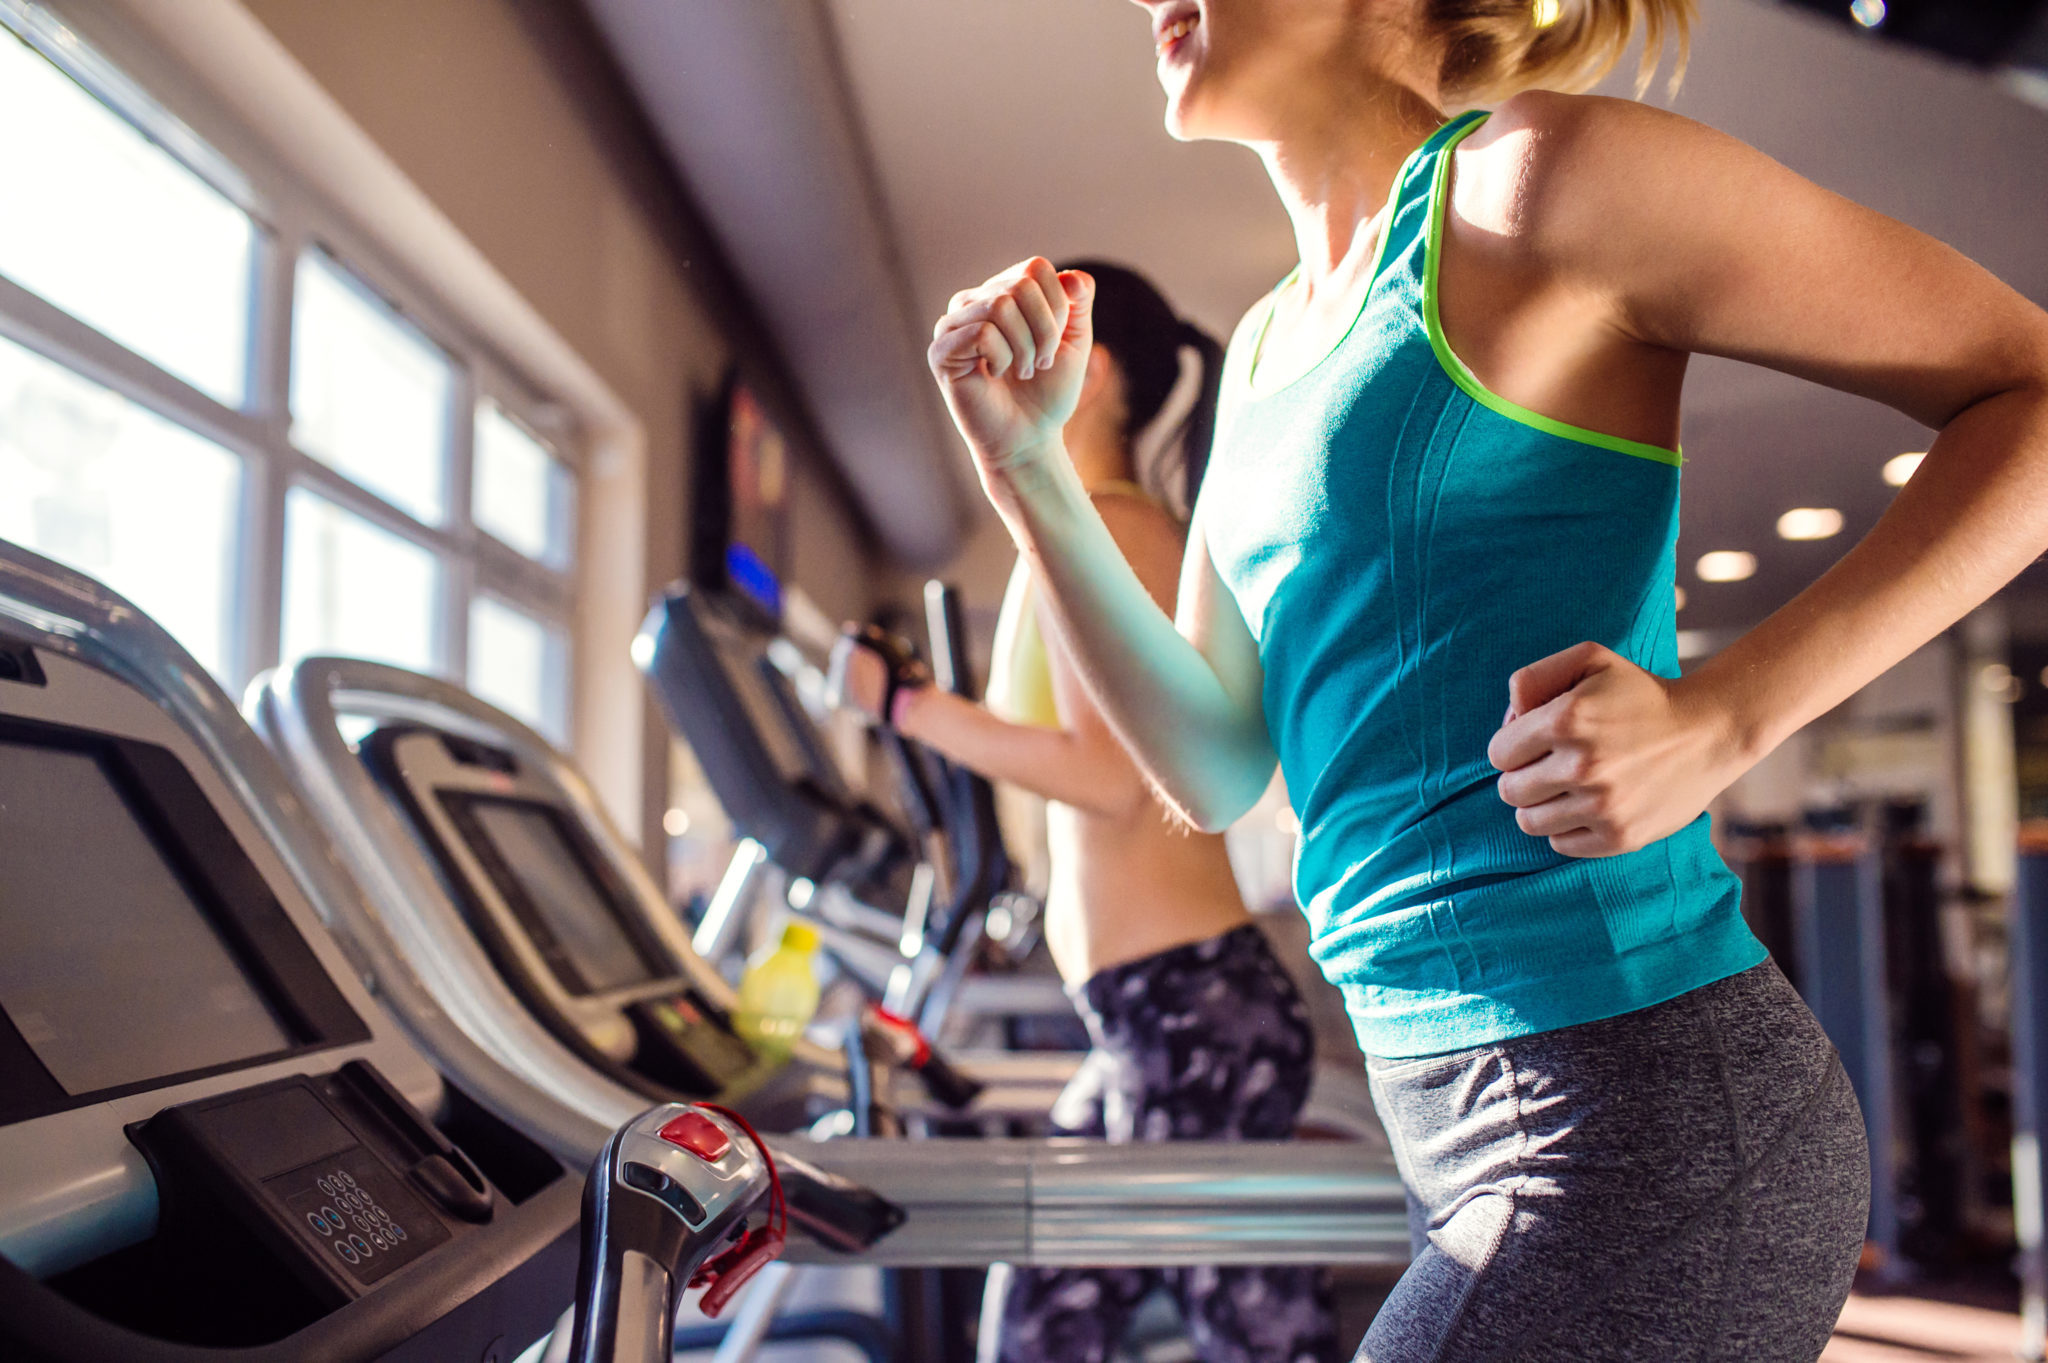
[703,613,813,789]
[0,741,293,1095]
[724,383,788,588]
[464,799,653,995]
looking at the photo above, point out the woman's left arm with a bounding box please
[1486,93,2048,858]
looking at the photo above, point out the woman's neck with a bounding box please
[1066,413,1133,490]
[1244,58,1447,290]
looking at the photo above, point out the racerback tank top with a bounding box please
[1201,111,1764,1058]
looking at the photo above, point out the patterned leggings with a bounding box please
[981,924,1342,1363]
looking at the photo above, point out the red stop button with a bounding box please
[657,1111,731,1161]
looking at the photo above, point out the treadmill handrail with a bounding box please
[0,542,587,1362]
[0,546,595,1170]
[249,656,835,1158]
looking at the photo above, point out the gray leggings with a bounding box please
[1361,961,1868,1363]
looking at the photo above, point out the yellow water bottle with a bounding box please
[734,921,821,1060]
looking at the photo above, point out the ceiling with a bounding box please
[822,0,2048,632]
[589,0,2048,632]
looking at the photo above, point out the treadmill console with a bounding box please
[129,1061,495,1307]
[360,725,761,1100]
[0,614,578,1362]
[0,717,367,1127]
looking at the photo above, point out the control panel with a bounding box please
[624,987,759,1095]
[129,1061,497,1308]
[274,1149,443,1286]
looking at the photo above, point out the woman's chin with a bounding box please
[1161,85,1210,142]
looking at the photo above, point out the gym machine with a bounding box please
[0,540,1412,1363]
[249,656,1067,1132]
[0,542,583,1361]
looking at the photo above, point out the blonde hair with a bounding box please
[1428,0,1694,104]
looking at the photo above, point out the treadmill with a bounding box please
[635,581,1015,1032]
[249,656,1073,1133]
[0,539,1410,1363]
[245,632,1407,1238]
[0,543,582,1362]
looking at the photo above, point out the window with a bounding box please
[0,332,241,677]
[281,490,440,673]
[474,399,574,567]
[469,595,567,741]
[0,3,579,733]
[0,18,252,405]
[291,251,452,523]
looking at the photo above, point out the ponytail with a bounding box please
[1174,320,1225,511]
[1430,0,1693,105]
[1060,258,1225,520]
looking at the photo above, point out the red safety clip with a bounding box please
[870,1006,931,1068]
[687,1104,786,1318]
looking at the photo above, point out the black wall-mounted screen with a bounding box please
[0,741,294,1095]
[452,797,654,996]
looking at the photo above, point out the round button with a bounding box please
[340,1172,357,1188]
[349,1234,371,1257]
[372,1203,392,1222]
[306,1212,332,1236]
[317,1177,335,1197]
[370,1232,388,1250]
[391,1223,407,1242]
[335,1240,360,1265]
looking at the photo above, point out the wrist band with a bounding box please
[844,624,931,732]
[886,676,926,730]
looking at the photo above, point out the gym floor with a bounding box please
[1823,1274,2021,1361]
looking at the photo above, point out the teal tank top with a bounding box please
[1202,111,1765,1058]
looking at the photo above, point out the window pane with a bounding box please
[0,28,252,405]
[282,489,438,672]
[474,400,572,565]
[0,333,240,679]
[290,252,451,522]
[468,595,565,741]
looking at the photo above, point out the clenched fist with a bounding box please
[928,257,1095,491]
[1487,642,1750,858]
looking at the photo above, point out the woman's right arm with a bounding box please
[928,259,1275,830]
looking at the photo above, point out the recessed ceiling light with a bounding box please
[1982,663,2021,702]
[1849,0,1886,28]
[1674,586,1686,611]
[1776,507,1843,541]
[662,808,692,838]
[1883,452,1924,487]
[1696,551,1757,583]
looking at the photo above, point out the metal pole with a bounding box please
[1792,831,1897,1270]
[695,839,768,962]
[2011,834,2048,1360]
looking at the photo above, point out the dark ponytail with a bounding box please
[1061,259,1225,515]
[1174,319,1225,511]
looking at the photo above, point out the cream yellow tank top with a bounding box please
[986,480,1151,730]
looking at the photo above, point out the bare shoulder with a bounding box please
[1091,488,1184,545]
[1456,92,1762,261]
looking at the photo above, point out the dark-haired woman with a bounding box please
[922,0,2048,1359]
[835,261,1339,1363]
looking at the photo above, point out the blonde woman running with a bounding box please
[921,2,2048,1358]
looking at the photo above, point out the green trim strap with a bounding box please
[1242,117,1452,397]
[1422,115,1684,469]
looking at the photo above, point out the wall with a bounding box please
[223,0,883,855]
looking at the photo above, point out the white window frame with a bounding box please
[0,0,581,736]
